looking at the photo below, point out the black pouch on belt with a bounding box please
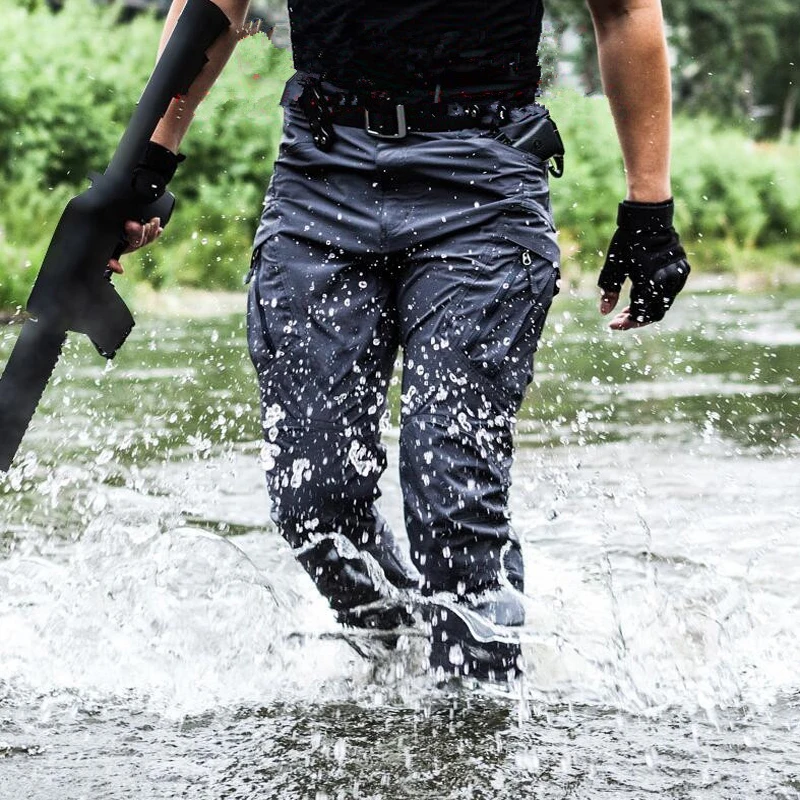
[494,111,565,178]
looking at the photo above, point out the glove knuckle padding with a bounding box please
[631,257,690,323]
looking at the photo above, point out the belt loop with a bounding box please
[433,83,442,104]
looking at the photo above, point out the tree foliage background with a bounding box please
[546,0,799,139]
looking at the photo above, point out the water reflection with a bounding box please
[3,693,797,799]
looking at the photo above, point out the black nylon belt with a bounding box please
[325,100,509,136]
[296,80,536,148]
[293,79,565,177]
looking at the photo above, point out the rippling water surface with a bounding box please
[1,287,798,798]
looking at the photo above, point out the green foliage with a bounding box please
[547,0,800,138]
[546,0,602,96]
[545,92,626,265]
[668,0,799,137]
[0,0,799,311]
[0,0,292,307]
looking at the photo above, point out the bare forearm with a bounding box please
[151,0,250,153]
[590,0,671,202]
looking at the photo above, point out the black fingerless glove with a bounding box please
[598,199,691,324]
[131,141,186,203]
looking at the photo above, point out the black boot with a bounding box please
[424,586,525,682]
[295,526,420,630]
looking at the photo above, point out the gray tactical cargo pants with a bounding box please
[246,93,560,597]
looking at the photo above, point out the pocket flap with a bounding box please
[500,218,560,266]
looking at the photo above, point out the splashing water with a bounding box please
[1,290,799,798]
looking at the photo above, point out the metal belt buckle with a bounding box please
[364,104,408,139]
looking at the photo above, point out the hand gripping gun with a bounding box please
[0,0,230,472]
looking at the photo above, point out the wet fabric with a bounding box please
[247,99,559,597]
[286,0,543,95]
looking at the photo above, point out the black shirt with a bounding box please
[287,0,544,96]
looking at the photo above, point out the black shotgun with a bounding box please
[0,0,230,472]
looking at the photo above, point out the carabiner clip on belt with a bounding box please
[298,80,336,152]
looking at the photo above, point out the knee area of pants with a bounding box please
[265,427,386,513]
[401,412,514,455]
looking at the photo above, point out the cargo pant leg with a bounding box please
[397,229,558,595]
[247,237,397,529]
[245,135,416,612]
[390,103,561,595]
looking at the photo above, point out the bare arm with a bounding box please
[110,0,251,271]
[586,0,672,202]
[152,0,252,153]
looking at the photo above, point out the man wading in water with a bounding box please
[120,0,690,680]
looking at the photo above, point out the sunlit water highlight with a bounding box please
[1,288,798,798]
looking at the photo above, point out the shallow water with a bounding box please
[1,287,798,799]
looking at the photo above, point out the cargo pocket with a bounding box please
[451,231,559,401]
[246,243,298,377]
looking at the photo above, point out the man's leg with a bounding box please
[246,124,419,628]
[388,110,561,676]
[397,228,558,674]
[398,228,559,583]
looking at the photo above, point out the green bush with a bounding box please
[544,92,627,267]
[0,0,799,311]
[0,0,291,307]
